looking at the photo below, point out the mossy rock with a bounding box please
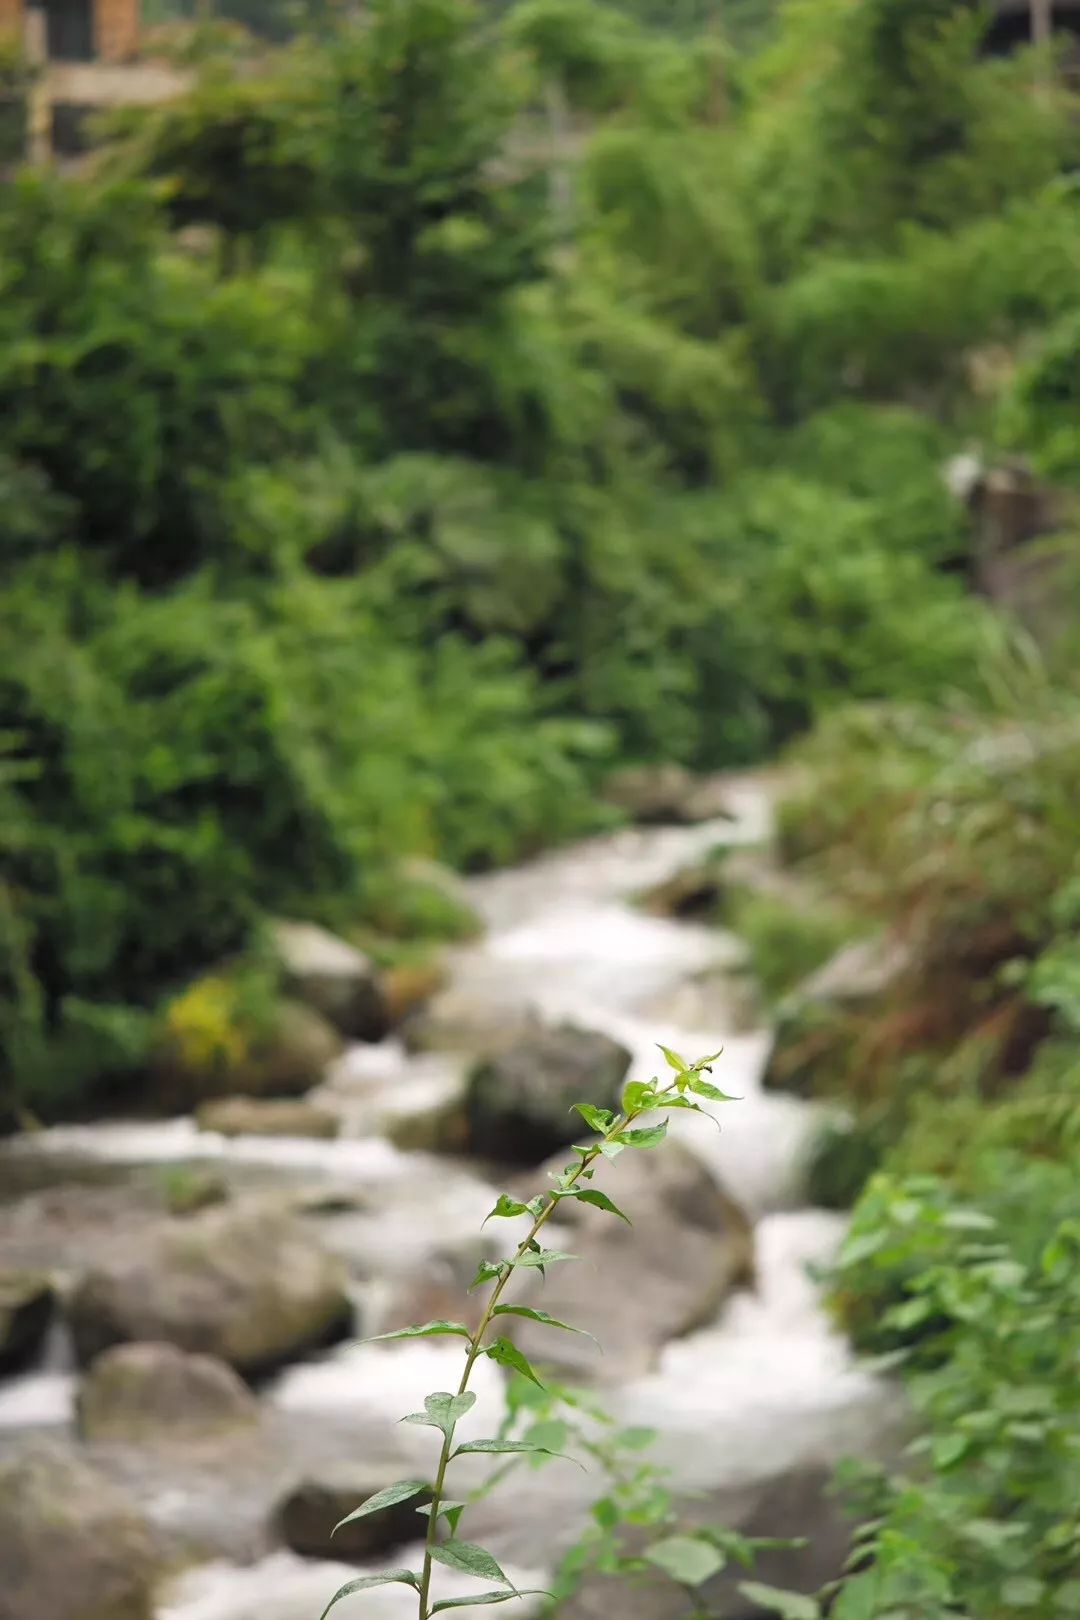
[152,987,342,1111]
[77,1342,258,1442]
[465,1023,631,1165]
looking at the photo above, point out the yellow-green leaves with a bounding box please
[645,1534,726,1586]
[483,1194,547,1225]
[483,1336,545,1387]
[573,1102,616,1134]
[556,1186,631,1222]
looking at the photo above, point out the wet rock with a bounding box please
[195,1097,340,1140]
[638,860,727,919]
[512,1143,754,1381]
[402,987,538,1056]
[78,1342,258,1442]
[153,995,343,1110]
[382,959,449,1027]
[0,1269,55,1375]
[604,765,736,825]
[158,1165,230,1216]
[397,856,484,939]
[68,1205,352,1376]
[0,1440,162,1620]
[277,1469,432,1562]
[272,921,388,1042]
[465,1024,632,1165]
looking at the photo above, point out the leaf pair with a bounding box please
[402,1390,477,1439]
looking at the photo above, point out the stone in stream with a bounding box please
[152,994,343,1111]
[195,1096,340,1140]
[67,1204,352,1376]
[604,763,736,825]
[510,1143,754,1382]
[276,1470,433,1562]
[77,1342,259,1442]
[0,1268,55,1374]
[464,1023,632,1165]
[272,920,388,1041]
[0,1440,163,1620]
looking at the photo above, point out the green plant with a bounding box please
[317,1047,768,1620]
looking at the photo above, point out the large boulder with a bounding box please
[277,1469,432,1562]
[68,1205,352,1376]
[153,993,343,1111]
[195,1096,339,1140]
[0,1441,162,1620]
[465,1024,632,1165]
[272,921,387,1041]
[77,1342,258,1442]
[511,1143,754,1381]
[0,1270,55,1375]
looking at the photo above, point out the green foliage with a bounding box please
[731,890,860,1005]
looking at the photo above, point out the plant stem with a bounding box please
[415,1081,679,1620]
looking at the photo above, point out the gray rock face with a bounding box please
[272,921,388,1041]
[195,1096,340,1139]
[68,1205,352,1375]
[0,1441,162,1620]
[277,1470,432,1562]
[465,1024,632,1165]
[77,1342,259,1442]
[512,1143,754,1381]
[0,1269,54,1374]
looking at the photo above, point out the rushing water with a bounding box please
[0,773,903,1620]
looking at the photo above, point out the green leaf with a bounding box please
[645,1535,726,1587]
[484,1336,546,1387]
[612,1120,668,1149]
[365,1321,472,1344]
[416,1498,466,1529]
[402,1391,477,1438]
[319,1571,420,1620]
[429,1540,513,1586]
[658,1044,690,1074]
[493,1304,599,1345]
[431,1592,552,1613]
[558,1186,631,1223]
[471,1259,510,1289]
[573,1102,615,1134]
[738,1583,820,1620]
[688,1077,738,1102]
[622,1079,657,1113]
[332,1480,428,1535]
[597,1139,626,1160]
[515,1247,577,1270]
[483,1194,544,1226]
[452,1438,580,1466]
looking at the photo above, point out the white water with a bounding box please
[0,774,902,1620]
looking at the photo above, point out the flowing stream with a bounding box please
[0,772,903,1620]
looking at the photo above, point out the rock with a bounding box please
[153,993,343,1110]
[0,1440,162,1620]
[402,989,537,1056]
[0,1270,55,1375]
[465,1024,632,1165]
[511,1143,753,1381]
[381,959,448,1027]
[604,765,736,825]
[798,936,908,1007]
[397,857,484,939]
[272,921,388,1041]
[77,1342,258,1441]
[195,1097,340,1140]
[763,936,908,1099]
[157,1165,229,1216]
[638,860,727,919]
[68,1205,352,1376]
[277,1470,432,1562]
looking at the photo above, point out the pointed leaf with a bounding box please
[598,1139,626,1160]
[493,1305,599,1345]
[332,1480,428,1535]
[573,1103,614,1134]
[484,1336,545,1387]
[689,1077,739,1102]
[402,1390,477,1438]
[319,1571,420,1620]
[470,1259,510,1290]
[515,1247,577,1270]
[416,1498,466,1521]
[483,1195,531,1226]
[737,1583,820,1620]
[429,1540,513,1586]
[558,1187,631,1223]
[658,1044,690,1075]
[452,1438,581,1467]
[365,1321,472,1344]
[645,1535,725,1587]
[612,1120,668,1149]
[431,1592,552,1613]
